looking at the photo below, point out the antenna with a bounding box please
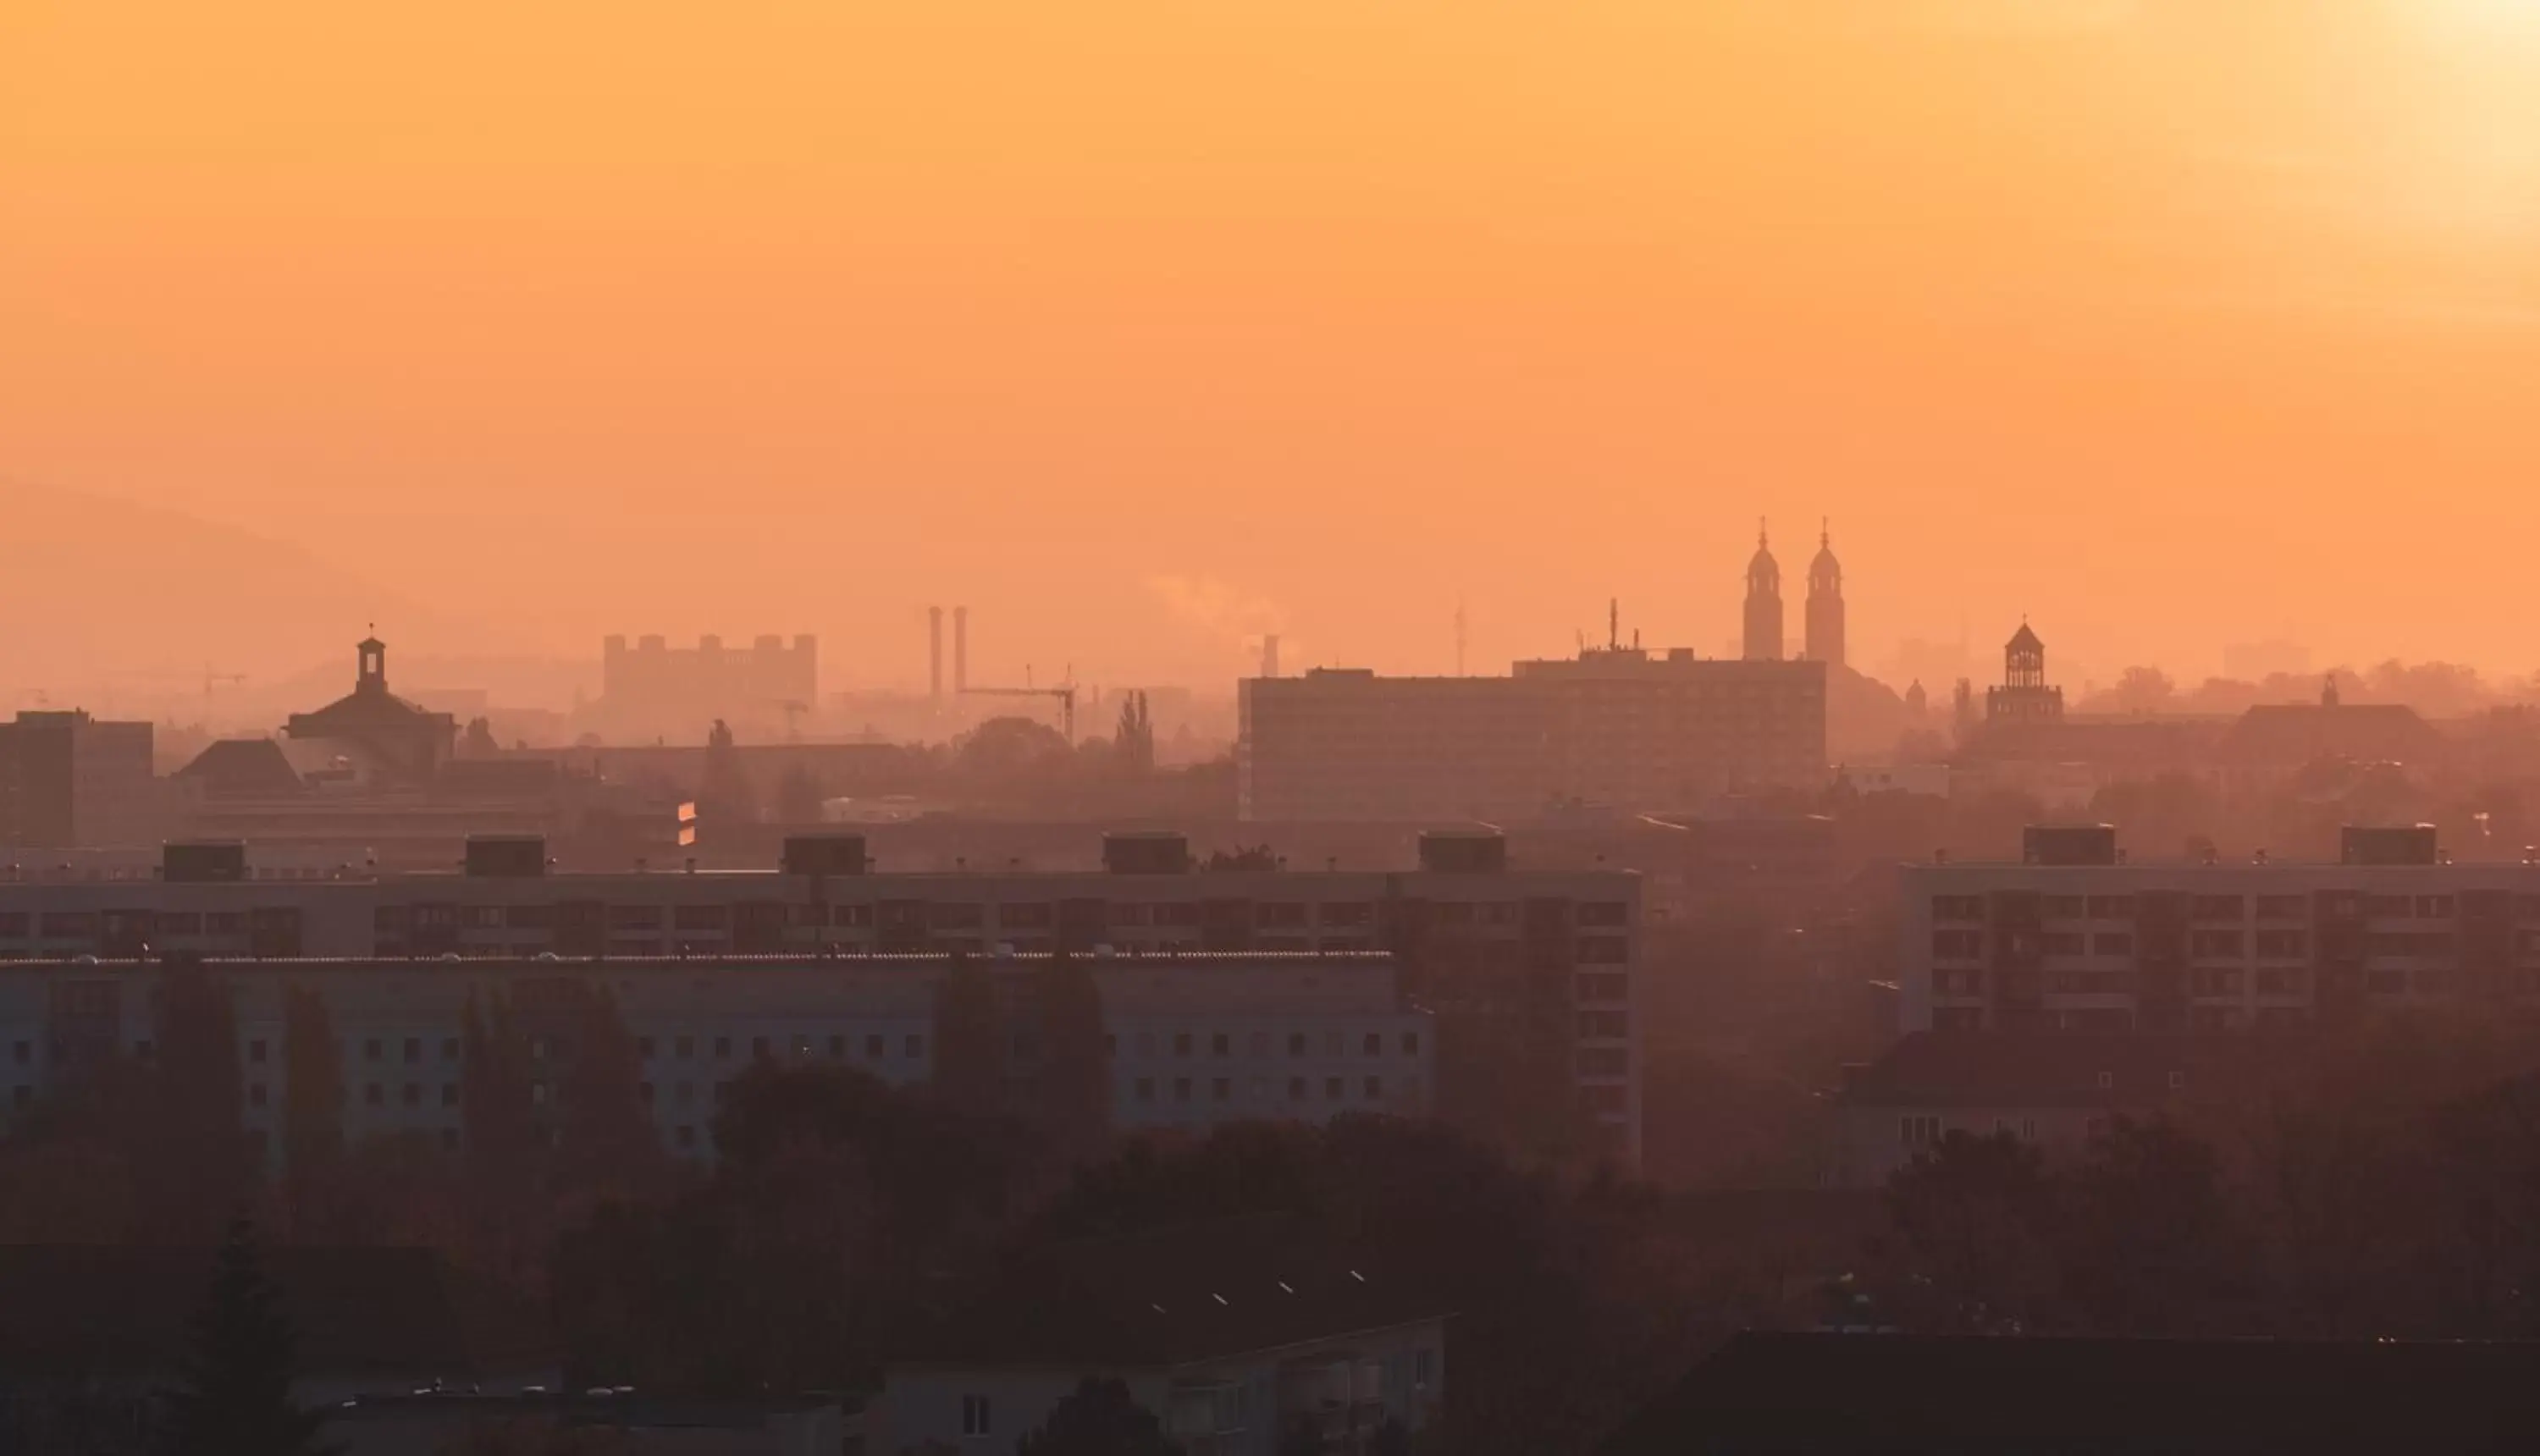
[1608,598,1619,652]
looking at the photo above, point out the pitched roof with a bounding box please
[902,1215,1447,1370]
[1597,1332,2540,1456]
[2006,622,2043,652]
[1836,1032,2311,1111]
[2218,703,2443,768]
[0,1244,538,1382]
[174,737,306,797]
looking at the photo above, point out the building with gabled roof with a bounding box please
[284,635,457,788]
[878,1215,1447,1456]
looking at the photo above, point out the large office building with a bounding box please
[0,830,1643,1159]
[1899,824,2540,1034]
[0,949,1431,1161]
[0,710,157,848]
[1237,651,1826,823]
[599,633,818,725]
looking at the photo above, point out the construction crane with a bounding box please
[960,664,1077,741]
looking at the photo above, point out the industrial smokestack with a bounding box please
[1262,634,1281,678]
[929,607,944,702]
[953,606,969,694]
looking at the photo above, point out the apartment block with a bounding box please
[1238,651,1826,822]
[0,951,1429,1161]
[1901,825,2540,1034]
[0,830,1642,1160]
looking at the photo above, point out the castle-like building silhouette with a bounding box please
[1740,519,1845,667]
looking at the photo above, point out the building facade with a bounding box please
[1900,825,2540,1034]
[1238,654,1825,824]
[0,832,1641,1159]
[601,634,818,720]
[0,951,1430,1161]
[0,710,157,848]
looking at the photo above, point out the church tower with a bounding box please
[1742,521,1783,661]
[1804,520,1845,668]
[1985,620,2065,724]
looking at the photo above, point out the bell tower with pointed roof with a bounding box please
[1742,520,1784,662]
[1985,619,2064,724]
[1803,519,1845,668]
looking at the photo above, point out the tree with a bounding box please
[698,719,758,826]
[2054,1117,2247,1335]
[1034,954,1111,1161]
[146,959,253,1242]
[2106,665,2176,714]
[1884,1131,2056,1333]
[164,1220,329,1456]
[1113,691,1156,776]
[930,955,1005,1117]
[557,986,660,1196]
[774,763,828,825]
[280,984,344,1172]
[461,717,500,757]
[1017,1379,1180,1456]
[952,716,1074,787]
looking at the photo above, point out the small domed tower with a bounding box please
[1804,519,1845,668]
[1742,521,1783,661]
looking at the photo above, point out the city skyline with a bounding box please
[10,2,2540,695]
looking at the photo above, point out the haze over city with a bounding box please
[9,0,2540,702]
[16,5,2540,1455]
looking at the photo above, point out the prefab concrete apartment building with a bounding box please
[0,831,1643,1161]
[1899,824,2540,1034]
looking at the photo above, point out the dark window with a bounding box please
[1365,1076,1383,1100]
[1211,1033,1230,1057]
[1402,1032,1421,1055]
[1212,1078,1231,1102]
[247,1039,268,1065]
[1288,1033,1306,1056]
[672,904,729,931]
[1135,1078,1156,1103]
[1173,1078,1192,1104]
[403,1038,421,1064]
[442,1084,459,1107]
[364,1084,383,1106]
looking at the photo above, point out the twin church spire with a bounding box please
[1742,518,1845,666]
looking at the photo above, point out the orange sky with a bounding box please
[5,0,2538,697]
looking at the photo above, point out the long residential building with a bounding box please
[0,830,1643,1160]
[1237,649,1827,822]
[0,950,1430,1162]
[1901,824,2540,1034]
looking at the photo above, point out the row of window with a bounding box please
[1130,1073,1405,1106]
[1935,892,2540,924]
[1111,1030,1421,1060]
[362,898,1627,934]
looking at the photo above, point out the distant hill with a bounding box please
[0,478,512,713]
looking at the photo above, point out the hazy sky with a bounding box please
[6,0,2538,694]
